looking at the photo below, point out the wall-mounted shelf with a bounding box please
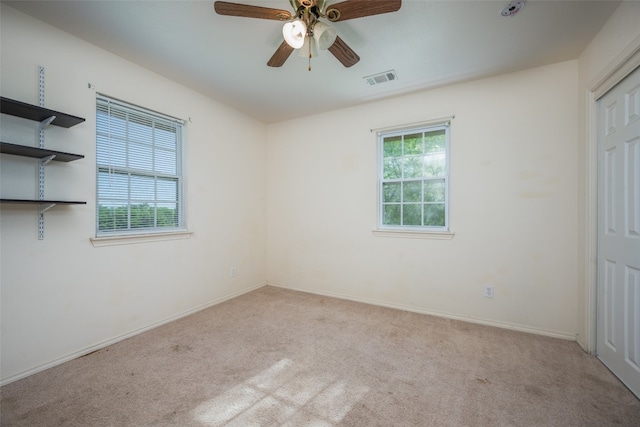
[0,97,85,128]
[0,199,87,213]
[1,199,86,205]
[0,142,84,162]
[1,75,86,239]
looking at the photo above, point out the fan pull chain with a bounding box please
[308,39,312,71]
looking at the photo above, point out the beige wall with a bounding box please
[3,0,637,386]
[576,1,640,352]
[0,5,267,384]
[267,60,580,338]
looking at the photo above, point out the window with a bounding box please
[96,96,184,236]
[378,122,450,231]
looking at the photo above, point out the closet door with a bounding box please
[597,65,640,398]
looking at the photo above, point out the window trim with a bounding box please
[90,230,193,247]
[371,229,455,240]
[95,94,186,238]
[374,117,453,237]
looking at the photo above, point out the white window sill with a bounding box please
[372,229,455,240]
[90,230,193,247]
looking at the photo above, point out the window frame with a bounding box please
[95,94,186,238]
[376,120,452,236]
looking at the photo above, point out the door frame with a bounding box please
[584,35,640,354]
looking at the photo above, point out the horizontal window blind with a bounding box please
[96,96,184,235]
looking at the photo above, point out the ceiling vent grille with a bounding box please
[364,70,398,86]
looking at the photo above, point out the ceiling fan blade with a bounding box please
[325,0,401,22]
[267,41,295,67]
[328,36,360,67]
[214,1,292,20]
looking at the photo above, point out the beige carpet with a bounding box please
[1,286,639,426]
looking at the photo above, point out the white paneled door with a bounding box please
[597,65,640,398]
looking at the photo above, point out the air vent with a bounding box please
[364,70,398,86]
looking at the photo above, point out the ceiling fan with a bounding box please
[214,0,402,69]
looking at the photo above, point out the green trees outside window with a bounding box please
[379,125,449,229]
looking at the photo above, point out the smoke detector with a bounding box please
[500,1,526,17]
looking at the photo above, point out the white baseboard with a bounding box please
[3,281,579,386]
[0,282,266,387]
[575,333,593,354]
[268,282,578,342]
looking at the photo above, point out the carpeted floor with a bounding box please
[1,285,639,426]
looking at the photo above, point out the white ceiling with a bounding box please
[4,0,620,123]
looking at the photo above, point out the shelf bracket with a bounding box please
[39,203,56,214]
[40,154,56,166]
[39,115,56,130]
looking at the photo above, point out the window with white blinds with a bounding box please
[96,95,184,236]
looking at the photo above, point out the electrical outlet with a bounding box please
[231,267,237,278]
[484,285,494,298]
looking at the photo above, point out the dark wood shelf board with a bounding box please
[1,97,85,128]
[0,142,84,162]
[1,199,86,205]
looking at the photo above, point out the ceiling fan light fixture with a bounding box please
[298,36,318,58]
[283,19,306,49]
[215,0,403,68]
[313,21,337,50]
